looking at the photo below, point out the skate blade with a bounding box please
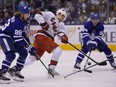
[0,80,10,84]
[13,77,24,82]
[73,68,80,72]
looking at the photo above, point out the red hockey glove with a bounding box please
[61,35,68,44]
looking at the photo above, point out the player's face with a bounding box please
[91,19,99,26]
[57,13,65,22]
[23,14,29,21]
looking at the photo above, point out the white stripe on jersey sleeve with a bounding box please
[3,38,10,51]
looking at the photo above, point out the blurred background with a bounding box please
[0,0,115,25]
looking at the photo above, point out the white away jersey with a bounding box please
[34,11,65,37]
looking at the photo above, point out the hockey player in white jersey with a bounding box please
[25,8,68,77]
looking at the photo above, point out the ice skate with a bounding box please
[48,68,59,78]
[8,66,16,77]
[0,72,10,84]
[110,62,116,68]
[74,62,81,72]
[74,62,81,69]
[8,66,24,82]
[13,71,24,82]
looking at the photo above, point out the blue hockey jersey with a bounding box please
[0,16,29,47]
[81,21,104,46]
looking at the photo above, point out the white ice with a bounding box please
[0,49,116,87]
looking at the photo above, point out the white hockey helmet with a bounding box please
[56,8,67,21]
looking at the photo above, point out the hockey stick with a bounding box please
[100,56,116,64]
[84,56,116,69]
[35,53,54,78]
[64,56,116,78]
[68,42,107,66]
[83,51,92,73]
[64,63,97,78]
[80,39,92,73]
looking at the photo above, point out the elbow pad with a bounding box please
[40,22,49,30]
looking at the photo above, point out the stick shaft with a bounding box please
[35,53,54,78]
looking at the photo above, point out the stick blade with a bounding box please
[99,61,107,66]
[84,69,92,73]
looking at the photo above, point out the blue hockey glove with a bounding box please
[26,45,36,55]
[87,41,98,51]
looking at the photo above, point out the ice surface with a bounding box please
[0,50,116,87]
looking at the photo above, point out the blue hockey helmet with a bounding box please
[18,6,30,14]
[90,13,99,19]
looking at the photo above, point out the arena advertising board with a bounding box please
[28,25,116,51]
[0,25,116,50]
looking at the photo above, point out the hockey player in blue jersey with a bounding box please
[74,13,116,70]
[0,6,36,84]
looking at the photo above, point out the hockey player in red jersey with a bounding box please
[25,8,68,77]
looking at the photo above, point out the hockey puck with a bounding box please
[88,62,91,65]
